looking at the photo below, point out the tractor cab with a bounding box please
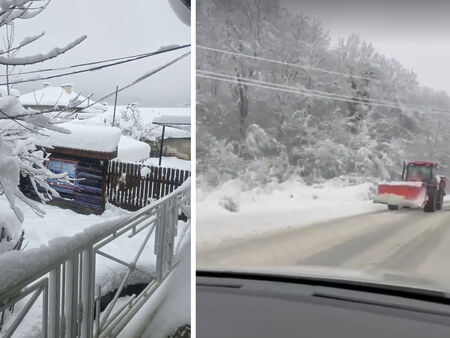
[403,161,437,183]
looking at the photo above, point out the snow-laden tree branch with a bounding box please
[0,0,86,251]
[0,35,86,65]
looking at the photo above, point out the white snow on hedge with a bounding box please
[116,135,150,162]
[197,179,385,249]
[36,123,121,153]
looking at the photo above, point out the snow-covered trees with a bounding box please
[114,103,145,140]
[0,1,86,247]
[197,0,450,189]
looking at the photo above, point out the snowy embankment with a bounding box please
[197,179,386,249]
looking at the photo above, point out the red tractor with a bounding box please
[374,161,446,212]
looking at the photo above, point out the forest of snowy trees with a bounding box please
[197,0,450,189]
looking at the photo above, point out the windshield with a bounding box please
[196,0,450,293]
[406,165,432,181]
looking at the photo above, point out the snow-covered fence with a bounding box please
[106,161,190,211]
[0,178,190,338]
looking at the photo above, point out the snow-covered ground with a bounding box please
[197,179,386,249]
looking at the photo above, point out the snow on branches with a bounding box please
[0,0,86,247]
[0,96,71,223]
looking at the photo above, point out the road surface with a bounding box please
[198,202,450,281]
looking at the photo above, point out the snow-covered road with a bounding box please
[198,201,450,284]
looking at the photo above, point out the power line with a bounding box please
[197,45,381,83]
[0,44,190,86]
[1,44,190,78]
[5,51,191,120]
[198,69,439,113]
[197,70,450,115]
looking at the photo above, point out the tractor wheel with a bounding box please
[436,190,443,210]
[424,192,437,212]
[388,204,399,211]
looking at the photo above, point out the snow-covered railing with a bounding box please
[0,178,190,338]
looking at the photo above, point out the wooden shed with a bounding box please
[21,123,122,214]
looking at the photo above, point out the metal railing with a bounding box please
[0,178,190,338]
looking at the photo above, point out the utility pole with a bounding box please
[159,125,166,166]
[112,85,119,126]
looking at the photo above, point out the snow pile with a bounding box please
[116,135,150,162]
[197,179,384,248]
[36,123,121,153]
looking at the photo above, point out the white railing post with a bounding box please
[49,267,61,338]
[65,257,79,337]
[81,247,95,338]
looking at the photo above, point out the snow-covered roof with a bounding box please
[36,123,121,153]
[139,107,190,125]
[116,136,150,162]
[153,114,190,125]
[20,86,106,112]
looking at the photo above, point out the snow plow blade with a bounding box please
[373,182,427,208]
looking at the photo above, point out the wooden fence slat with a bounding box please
[148,166,154,204]
[106,161,189,211]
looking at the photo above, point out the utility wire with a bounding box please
[197,45,381,83]
[4,51,191,120]
[0,44,190,78]
[197,70,450,115]
[198,69,440,113]
[0,44,190,86]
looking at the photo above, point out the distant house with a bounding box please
[20,123,122,214]
[140,107,191,160]
[101,105,191,160]
[19,83,106,119]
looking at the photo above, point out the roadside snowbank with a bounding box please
[197,179,385,249]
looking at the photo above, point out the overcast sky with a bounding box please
[8,0,190,107]
[281,0,450,95]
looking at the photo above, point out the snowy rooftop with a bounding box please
[116,135,151,162]
[82,105,191,139]
[20,85,106,112]
[153,114,190,125]
[36,123,122,153]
